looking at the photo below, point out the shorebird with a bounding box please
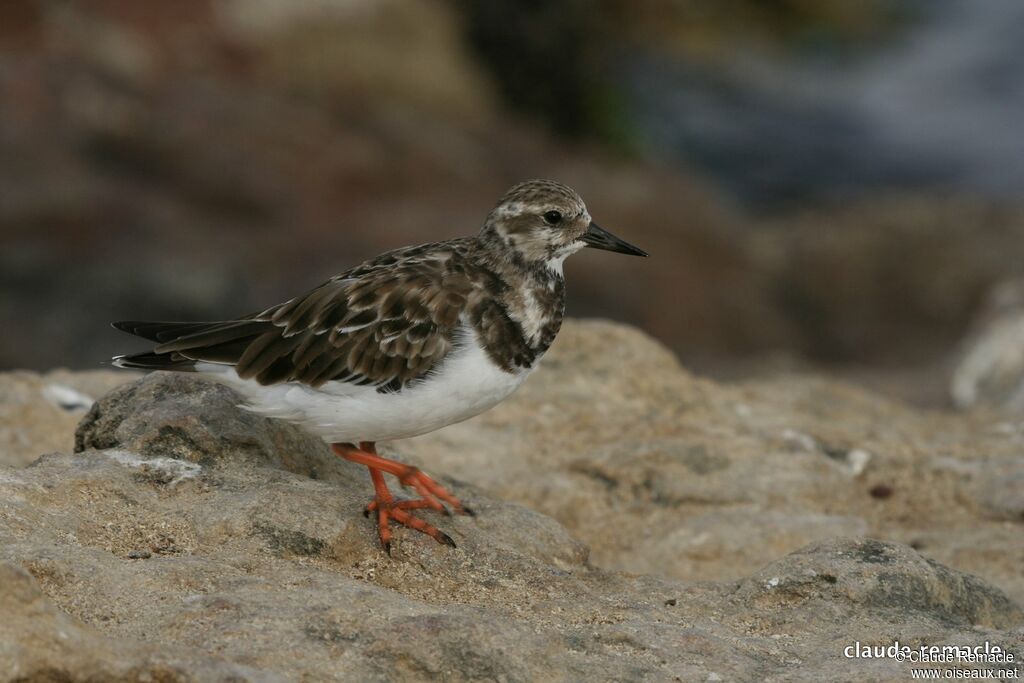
[112,180,647,552]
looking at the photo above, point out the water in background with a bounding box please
[628,0,1024,208]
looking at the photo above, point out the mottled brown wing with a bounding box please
[153,253,473,389]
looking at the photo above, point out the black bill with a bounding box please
[580,222,648,257]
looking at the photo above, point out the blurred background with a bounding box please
[3,0,1023,408]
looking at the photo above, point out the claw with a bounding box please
[460,506,476,517]
[332,442,470,554]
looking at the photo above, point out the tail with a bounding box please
[111,351,198,371]
[110,319,268,371]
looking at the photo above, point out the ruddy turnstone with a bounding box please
[112,179,647,552]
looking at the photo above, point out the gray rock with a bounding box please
[74,371,349,481]
[0,369,134,468]
[969,456,1024,522]
[952,278,1024,411]
[0,561,281,682]
[2,321,1024,681]
[402,321,1024,603]
[2,439,1021,683]
[733,538,1023,631]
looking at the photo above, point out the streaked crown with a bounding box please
[497,179,586,212]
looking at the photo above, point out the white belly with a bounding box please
[200,336,532,443]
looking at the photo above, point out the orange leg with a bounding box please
[332,441,468,553]
[365,498,447,515]
[338,442,474,515]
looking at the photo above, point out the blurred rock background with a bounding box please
[3,0,1024,409]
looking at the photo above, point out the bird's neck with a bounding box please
[477,226,566,283]
[469,229,566,372]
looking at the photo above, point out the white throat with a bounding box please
[546,253,569,275]
[546,241,585,275]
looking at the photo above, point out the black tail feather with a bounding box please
[112,351,197,371]
[153,320,268,353]
[112,320,226,343]
[111,318,269,372]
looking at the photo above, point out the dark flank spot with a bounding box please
[869,484,894,499]
[820,573,838,584]
[127,550,151,559]
[253,521,326,557]
[664,598,677,607]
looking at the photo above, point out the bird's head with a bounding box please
[482,179,647,273]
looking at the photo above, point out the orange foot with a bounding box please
[331,441,473,553]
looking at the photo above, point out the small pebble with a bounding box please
[869,484,894,499]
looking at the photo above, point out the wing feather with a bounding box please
[112,240,475,390]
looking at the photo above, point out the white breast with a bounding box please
[200,327,532,443]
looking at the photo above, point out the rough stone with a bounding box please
[2,320,1023,681]
[74,371,348,481]
[952,278,1024,412]
[0,369,136,468]
[0,562,275,682]
[405,320,1024,604]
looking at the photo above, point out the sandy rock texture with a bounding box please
[406,321,1024,604]
[1,320,1023,681]
[0,369,138,468]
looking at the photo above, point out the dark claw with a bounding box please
[440,507,451,517]
[459,506,476,517]
[382,541,392,556]
[363,508,371,518]
[437,532,457,548]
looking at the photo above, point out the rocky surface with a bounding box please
[952,278,1024,412]
[1,320,1023,681]
[406,321,1024,603]
[0,369,138,468]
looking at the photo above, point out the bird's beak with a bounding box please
[580,222,648,257]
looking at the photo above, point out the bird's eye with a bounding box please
[543,210,562,225]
